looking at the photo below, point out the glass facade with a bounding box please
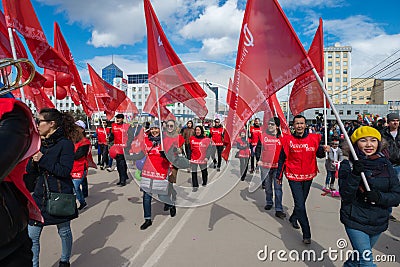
[127,74,148,84]
[101,63,123,85]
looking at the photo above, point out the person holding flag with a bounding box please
[248,118,262,174]
[276,115,329,244]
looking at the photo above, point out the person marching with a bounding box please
[259,117,286,219]
[182,120,195,160]
[339,126,400,266]
[210,118,224,171]
[109,114,132,186]
[71,120,91,210]
[0,94,42,267]
[276,115,328,244]
[163,119,185,207]
[248,118,262,173]
[324,138,343,192]
[27,108,79,267]
[96,120,110,170]
[190,126,213,192]
[137,121,175,230]
[236,130,250,181]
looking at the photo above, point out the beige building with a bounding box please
[371,79,400,110]
[324,43,352,104]
[350,78,374,104]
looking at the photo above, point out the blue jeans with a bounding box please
[288,179,312,239]
[261,168,283,211]
[143,191,172,219]
[72,177,86,205]
[325,170,336,186]
[389,166,400,214]
[28,221,73,267]
[344,227,380,267]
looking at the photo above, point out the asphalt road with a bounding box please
[38,156,400,267]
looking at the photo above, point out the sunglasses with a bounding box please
[167,125,175,128]
[35,118,52,125]
[268,122,275,126]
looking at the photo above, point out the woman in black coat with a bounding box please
[27,108,79,267]
[339,126,400,267]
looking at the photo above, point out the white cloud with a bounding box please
[279,0,346,9]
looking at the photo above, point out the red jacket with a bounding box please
[281,133,321,181]
[141,137,170,180]
[210,126,224,146]
[71,138,91,179]
[259,133,282,169]
[1,98,43,222]
[249,126,262,146]
[190,136,212,164]
[96,127,110,145]
[112,122,130,146]
[236,138,250,158]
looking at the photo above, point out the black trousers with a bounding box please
[116,154,128,184]
[250,144,261,171]
[0,228,33,267]
[184,144,192,160]
[191,163,208,187]
[212,145,224,168]
[99,144,109,167]
[239,157,249,179]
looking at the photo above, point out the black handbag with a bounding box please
[44,174,76,217]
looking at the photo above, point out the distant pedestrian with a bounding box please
[323,139,343,192]
[210,118,225,171]
[190,126,212,192]
[236,130,250,181]
[248,118,262,173]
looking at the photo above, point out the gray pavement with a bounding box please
[39,156,400,267]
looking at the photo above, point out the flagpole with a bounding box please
[312,68,371,191]
[154,85,165,151]
[7,28,26,102]
[53,73,57,107]
[323,78,328,159]
[286,84,291,124]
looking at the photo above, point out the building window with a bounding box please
[328,78,332,82]
[347,110,351,115]
[352,96,357,100]
[328,53,332,58]
[363,110,368,114]
[336,54,340,58]
[328,69,332,74]
[335,78,340,82]
[343,61,348,66]
[335,61,340,66]
[352,88,357,91]
[359,96,364,100]
[335,69,340,74]
[331,110,334,115]
[328,86,332,91]
[359,87,364,91]
[343,86,347,90]
[355,110,360,115]
[339,110,344,115]
[367,87,372,91]
[343,53,348,58]
[367,97,371,100]
[343,69,347,74]
[342,94,347,98]
[335,86,340,91]
[343,77,347,82]
[328,62,332,67]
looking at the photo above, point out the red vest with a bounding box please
[249,126,262,146]
[96,127,110,145]
[164,134,185,152]
[189,136,211,164]
[281,133,321,181]
[210,127,224,146]
[71,138,91,179]
[141,137,170,180]
[236,138,250,158]
[112,123,130,146]
[1,98,43,223]
[259,133,282,169]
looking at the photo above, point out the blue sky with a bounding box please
[2,0,400,91]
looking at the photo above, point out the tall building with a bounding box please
[371,79,400,111]
[101,63,123,85]
[324,43,352,104]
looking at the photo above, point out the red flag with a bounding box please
[86,84,105,112]
[2,0,69,73]
[290,18,327,115]
[144,89,176,121]
[54,22,93,115]
[144,0,208,120]
[221,78,236,161]
[116,97,139,115]
[88,64,126,120]
[231,0,313,141]
[24,86,55,111]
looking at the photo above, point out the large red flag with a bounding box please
[231,0,313,141]
[144,0,208,120]
[289,18,327,115]
[88,64,126,120]
[86,84,105,112]
[144,89,177,121]
[54,22,94,116]
[2,0,69,73]
[116,97,139,115]
[24,86,55,111]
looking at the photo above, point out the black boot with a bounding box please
[140,219,152,230]
[59,261,70,267]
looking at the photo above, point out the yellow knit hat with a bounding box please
[350,126,381,144]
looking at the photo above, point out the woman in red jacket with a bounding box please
[190,126,212,192]
[236,130,250,181]
[71,120,91,210]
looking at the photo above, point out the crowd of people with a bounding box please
[2,94,400,267]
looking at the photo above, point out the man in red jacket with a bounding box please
[96,120,110,170]
[209,119,224,171]
[249,118,262,173]
[276,115,329,244]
